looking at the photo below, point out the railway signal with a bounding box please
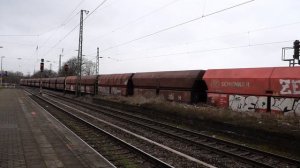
[40,58,44,94]
[40,59,44,72]
[64,64,69,72]
[282,40,300,66]
[40,63,44,72]
[293,40,299,60]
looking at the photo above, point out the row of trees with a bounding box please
[31,57,96,78]
[1,71,24,84]
[2,57,97,84]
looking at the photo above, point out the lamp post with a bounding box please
[45,60,53,77]
[17,58,22,73]
[1,56,5,87]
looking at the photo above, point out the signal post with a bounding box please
[40,59,44,94]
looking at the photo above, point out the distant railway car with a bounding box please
[49,78,57,90]
[34,79,40,87]
[80,75,98,94]
[203,67,300,115]
[131,72,158,98]
[41,78,50,88]
[65,76,77,92]
[132,70,206,103]
[56,77,65,91]
[20,79,25,86]
[27,79,32,86]
[26,79,34,87]
[98,73,134,96]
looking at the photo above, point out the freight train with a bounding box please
[20,67,300,116]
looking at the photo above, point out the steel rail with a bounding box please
[29,90,174,168]
[43,91,300,168]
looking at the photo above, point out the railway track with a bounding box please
[26,88,300,167]
[40,89,300,168]
[27,90,174,168]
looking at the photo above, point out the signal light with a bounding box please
[293,40,299,60]
[5,71,7,77]
[40,62,44,72]
[64,64,69,72]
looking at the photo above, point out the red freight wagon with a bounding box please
[34,79,40,87]
[204,67,300,116]
[204,68,274,95]
[98,73,133,96]
[132,70,206,103]
[30,79,35,87]
[27,79,32,86]
[20,79,25,86]
[158,70,206,103]
[270,67,300,97]
[132,72,158,98]
[56,77,65,90]
[49,78,57,90]
[32,79,37,87]
[41,78,50,88]
[65,76,77,92]
[158,70,205,89]
[80,75,98,94]
[204,67,274,112]
[22,79,27,86]
[269,67,300,115]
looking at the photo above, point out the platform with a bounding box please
[0,88,114,168]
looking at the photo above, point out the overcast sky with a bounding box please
[0,0,300,75]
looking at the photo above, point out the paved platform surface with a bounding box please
[0,89,114,168]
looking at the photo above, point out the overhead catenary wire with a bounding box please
[39,12,80,49]
[98,19,300,58]
[98,0,255,53]
[38,0,86,39]
[42,0,109,58]
[0,34,39,37]
[115,39,294,62]
[38,0,87,51]
[88,0,180,43]
[61,0,86,26]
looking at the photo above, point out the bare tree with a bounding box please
[58,57,96,76]
[58,57,77,76]
[2,71,23,84]
[82,60,96,76]
[31,69,58,78]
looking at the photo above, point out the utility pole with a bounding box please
[76,9,89,97]
[96,47,103,75]
[59,48,64,73]
[96,47,99,75]
[0,46,3,87]
[0,56,5,87]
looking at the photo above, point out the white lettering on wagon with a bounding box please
[211,80,250,88]
[221,81,250,88]
[229,95,267,112]
[280,79,300,95]
[271,97,300,116]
